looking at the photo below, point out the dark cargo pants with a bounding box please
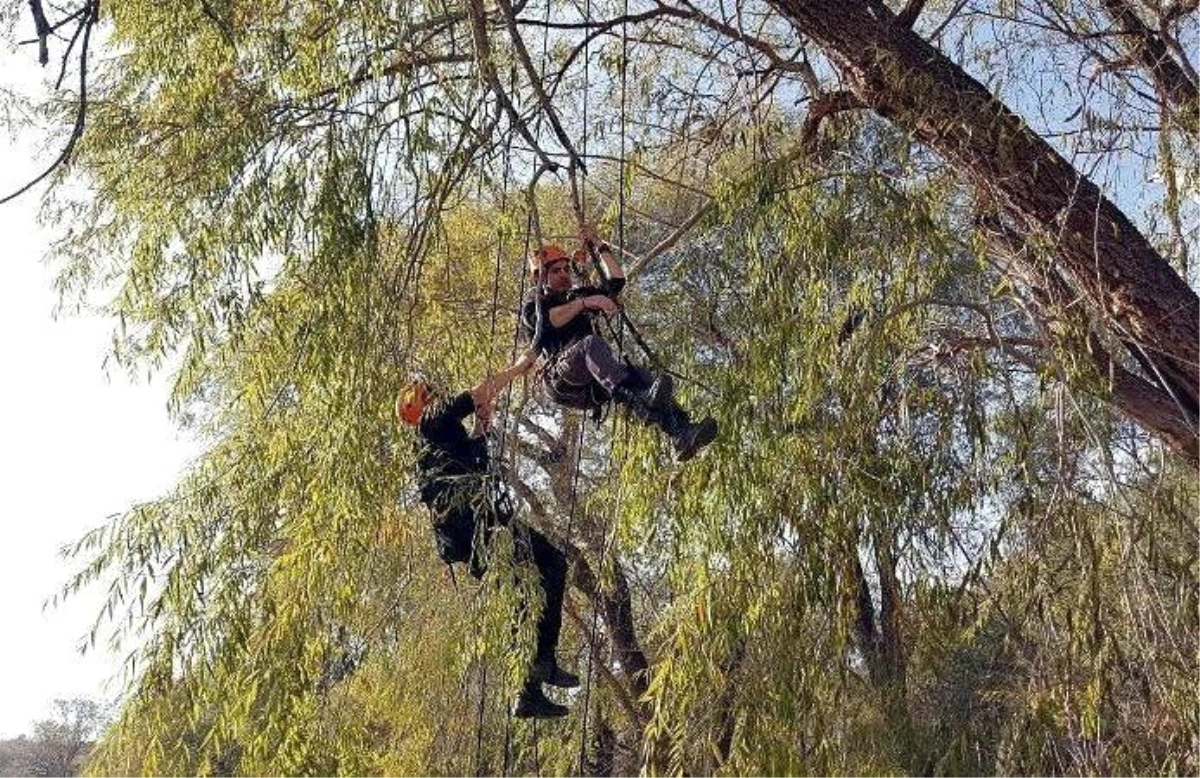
[542,333,654,410]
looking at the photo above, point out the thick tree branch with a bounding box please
[28,0,52,65]
[564,596,647,727]
[979,215,1199,460]
[567,542,651,699]
[894,0,927,29]
[769,0,1199,460]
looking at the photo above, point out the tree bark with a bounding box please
[1099,0,1199,121]
[873,538,909,733]
[770,0,1199,458]
[570,552,651,699]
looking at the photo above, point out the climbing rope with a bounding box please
[463,0,660,767]
[558,1,644,766]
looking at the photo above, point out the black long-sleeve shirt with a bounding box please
[520,277,625,357]
[415,391,488,507]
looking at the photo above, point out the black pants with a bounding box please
[516,523,567,664]
[431,495,567,665]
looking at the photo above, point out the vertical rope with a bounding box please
[473,664,488,776]
[501,705,513,777]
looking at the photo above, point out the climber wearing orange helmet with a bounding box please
[396,355,577,720]
[522,225,718,462]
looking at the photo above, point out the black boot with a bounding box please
[531,658,581,689]
[661,404,718,462]
[610,373,671,416]
[514,685,569,719]
[646,371,673,409]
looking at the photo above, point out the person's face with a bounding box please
[543,259,572,292]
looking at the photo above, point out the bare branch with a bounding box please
[667,0,810,76]
[625,200,715,280]
[28,0,52,65]
[3,0,97,205]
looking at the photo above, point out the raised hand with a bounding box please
[578,222,601,247]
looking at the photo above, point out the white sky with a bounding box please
[0,58,196,738]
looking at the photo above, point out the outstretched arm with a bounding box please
[470,351,538,431]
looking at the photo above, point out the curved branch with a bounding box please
[800,89,865,154]
[3,0,97,205]
[465,0,558,171]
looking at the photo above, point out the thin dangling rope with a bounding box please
[574,0,642,767]
[473,663,489,776]
[471,139,513,778]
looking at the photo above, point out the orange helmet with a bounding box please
[529,244,570,276]
[397,379,431,426]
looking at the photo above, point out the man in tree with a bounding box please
[396,359,579,719]
[522,227,718,461]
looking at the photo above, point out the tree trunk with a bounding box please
[770,0,1198,458]
[873,537,910,737]
[570,553,651,699]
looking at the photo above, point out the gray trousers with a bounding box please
[543,334,652,409]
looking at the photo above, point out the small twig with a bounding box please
[17,3,84,47]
